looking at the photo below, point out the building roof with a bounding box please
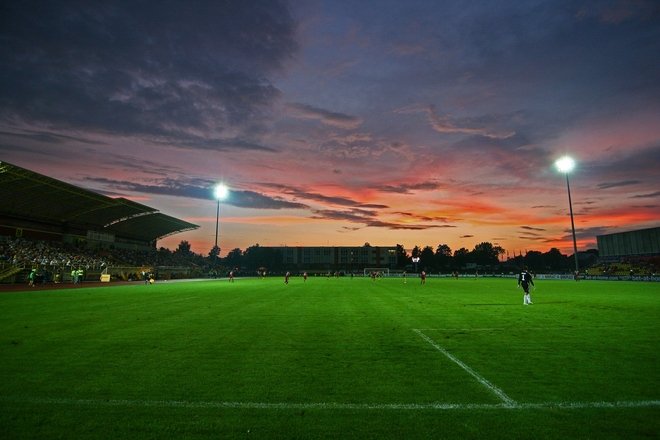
[0,161,198,242]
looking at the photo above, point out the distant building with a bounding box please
[597,226,660,262]
[269,245,398,271]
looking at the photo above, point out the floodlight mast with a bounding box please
[214,184,229,252]
[555,156,579,275]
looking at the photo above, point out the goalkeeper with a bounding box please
[517,267,534,305]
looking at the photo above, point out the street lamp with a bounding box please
[555,156,579,276]
[412,256,420,273]
[213,183,229,252]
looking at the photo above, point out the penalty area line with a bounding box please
[413,328,516,406]
[0,396,658,411]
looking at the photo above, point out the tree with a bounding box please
[175,240,192,255]
[435,244,452,272]
[208,245,220,260]
[420,246,435,271]
[544,248,567,271]
[225,248,243,269]
[242,244,284,272]
[524,250,544,271]
[395,244,409,269]
[453,247,470,269]
[472,242,503,267]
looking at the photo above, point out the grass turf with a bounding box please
[1,276,658,439]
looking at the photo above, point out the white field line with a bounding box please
[0,396,658,411]
[416,327,626,332]
[413,328,516,406]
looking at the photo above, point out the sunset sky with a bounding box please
[1,0,658,256]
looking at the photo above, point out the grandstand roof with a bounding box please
[0,161,198,242]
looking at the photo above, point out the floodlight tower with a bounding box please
[555,156,579,275]
[213,183,229,253]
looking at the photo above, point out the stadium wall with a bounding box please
[597,226,660,261]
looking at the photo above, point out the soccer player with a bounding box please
[420,270,426,284]
[303,272,308,282]
[229,270,234,282]
[284,271,290,284]
[517,267,534,305]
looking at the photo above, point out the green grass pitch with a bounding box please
[1,277,658,439]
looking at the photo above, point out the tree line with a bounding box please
[167,241,593,274]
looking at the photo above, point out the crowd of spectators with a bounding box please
[0,237,110,271]
[0,236,209,275]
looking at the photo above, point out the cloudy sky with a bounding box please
[1,0,658,256]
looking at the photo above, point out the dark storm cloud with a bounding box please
[311,208,452,230]
[587,146,660,184]
[560,226,615,242]
[0,1,297,149]
[631,191,660,199]
[265,183,389,209]
[84,176,307,210]
[367,0,659,138]
[0,143,43,154]
[286,103,362,129]
[520,226,546,232]
[596,180,641,190]
[394,212,453,223]
[151,136,279,153]
[376,181,443,194]
[0,129,105,146]
[397,104,515,139]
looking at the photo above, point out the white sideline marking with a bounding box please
[413,328,516,406]
[0,396,658,411]
[417,327,625,332]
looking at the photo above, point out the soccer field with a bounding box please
[1,277,658,439]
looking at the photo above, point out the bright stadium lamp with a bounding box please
[554,156,579,277]
[555,156,575,174]
[412,256,420,273]
[213,183,229,251]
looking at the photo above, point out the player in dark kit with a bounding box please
[517,267,534,305]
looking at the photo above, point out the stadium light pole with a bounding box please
[555,156,579,275]
[213,183,229,253]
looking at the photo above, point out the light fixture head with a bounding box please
[555,156,575,173]
[214,183,229,200]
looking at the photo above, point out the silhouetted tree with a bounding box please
[435,244,452,272]
[420,246,435,271]
[208,245,220,260]
[175,240,192,255]
[395,244,409,269]
[472,242,503,267]
[243,244,284,272]
[544,248,567,271]
[225,248,243,269]
[453,247,470,269]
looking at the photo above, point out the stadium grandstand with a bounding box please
[0,161,199,284]
[585,226,660,278]
[597,227,660,261]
